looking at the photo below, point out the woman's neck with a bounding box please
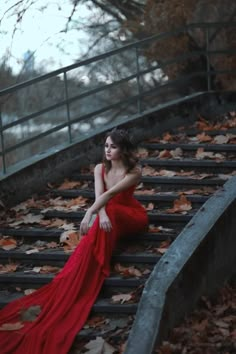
[110,160,125,171]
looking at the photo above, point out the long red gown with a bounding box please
[0,170,148,354]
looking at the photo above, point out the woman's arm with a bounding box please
[80,166,141,235]
[91,166,141,213]
[94,164,112,232]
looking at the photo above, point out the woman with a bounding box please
[0,128,148,354]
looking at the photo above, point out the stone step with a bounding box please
[0,272,145,289]
[0,291,139,313]
[51,189,209,204]
[141,143,236,152]
[141,158,236,169]
[0,250,161,266]
[31,208,193,223]
[71,173,226,186]
[0,228,177,242]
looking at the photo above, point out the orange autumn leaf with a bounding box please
[114,263,142,278]
[159,150,172,159]
[0,263,18,274]
[196,132,212,142]
[162,132,173,142]
[0,238,17,251]
[58,179,81,190]
[196,117,212,131]
[40,265,61,274]
[154,240,171,254]
[85,316,107,328]
[166,195,192,213]
[60,231,80,250]
[66,196,88,208]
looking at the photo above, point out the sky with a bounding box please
[0,0,91,73]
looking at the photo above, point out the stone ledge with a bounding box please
[125,176,236,354]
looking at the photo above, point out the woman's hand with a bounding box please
[79,209,92,236]
[99,210,112,233]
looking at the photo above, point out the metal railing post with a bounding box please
[0,109,6,174]
[63,71,72,143]
[135,46,142,113]
[205,25,211,91]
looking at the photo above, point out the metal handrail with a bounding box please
[0,22,236,175]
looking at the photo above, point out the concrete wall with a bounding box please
[125,176,236,354]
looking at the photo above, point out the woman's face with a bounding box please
[104,136,121,161]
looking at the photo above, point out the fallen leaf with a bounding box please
[66,196,88,209]
[213,135,229,144]
[0,322,24,331]
[58,179,81,190]
[20,305,41,322]
[84,316,107,329]
[9,214,44,226]
[26,248,39,254]
[196,132,212,142]
[159,150,172,159]
[60,231,80,250]
[142,165,158,176]
[158,170,176,177]
[166,195,192,213]
[24,289,36,295]
[0,263,18,274]
[114,264,142,278]
[0,237,17,251]
[31,267,41,273]
[162,132,173,142]
[170,147,183,159]
[84,336,115,354]
[46,241,59,248]
[40,265,61,274]
[154,240,171,254]
[111,293,132,304]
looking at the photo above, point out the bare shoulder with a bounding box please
[94,163,103,173]
[128,165,142,178]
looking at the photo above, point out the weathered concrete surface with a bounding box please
[1,91,235,208]
[125,176,236,354]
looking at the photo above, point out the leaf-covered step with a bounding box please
[0,292,138,313]
[0,227,176,243]
[141,158,236,169]
[141,143,236,152]
[51,189,209,204]
[30,209,193,223]
[0,272,145,289]
[0,250,161,266]
[182,128,236,137]
[70,173,226,186]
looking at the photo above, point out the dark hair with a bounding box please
[103,128,139,172]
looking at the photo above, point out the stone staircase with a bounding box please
[0,114,235,352]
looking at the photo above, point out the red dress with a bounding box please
[0,171,148,354]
